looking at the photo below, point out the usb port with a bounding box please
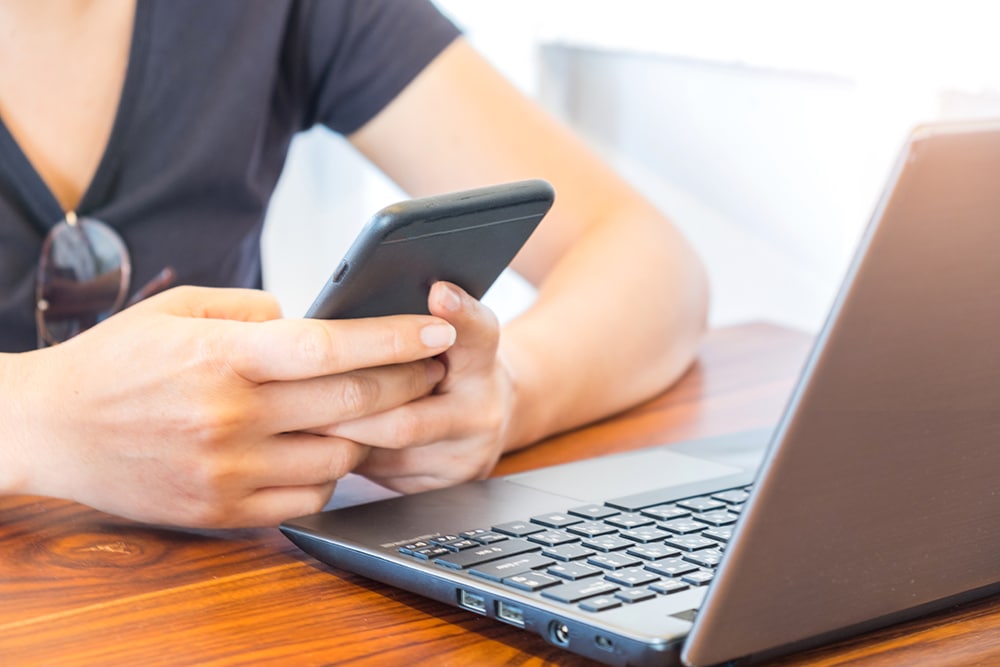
[496,601,526,627]
[458,589,487,615]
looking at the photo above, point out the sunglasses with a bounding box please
[35,211,174,347]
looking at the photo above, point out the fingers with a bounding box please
[176,481,341,529]
[337,293,514,494]
[139,285,285,322]
[245,432,370,488]
[27,285,469,529]
[358,471,445,495]
[158,433,367,528]
[224,433,369,527]
[321,280,505,449]
[252,359,446,434]
[327,393,464,449]
[355,440,498,495]
[222,313,456,383]
[234,482,341,528]
[428,281,499,378]
[355,446,452,493]
[138,285,458,384]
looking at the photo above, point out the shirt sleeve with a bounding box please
[295,0,461,135]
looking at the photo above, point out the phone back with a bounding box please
[307,179,555,319]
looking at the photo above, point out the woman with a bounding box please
[0,0,708,528]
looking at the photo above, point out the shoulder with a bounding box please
[287,0,462,133]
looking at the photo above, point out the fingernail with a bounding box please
[420,323,456,348]
[439,283,462,312]
[426,359,446,383]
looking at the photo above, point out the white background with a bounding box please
[262,1,1000,332]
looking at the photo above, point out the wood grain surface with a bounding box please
[3,323,996,666]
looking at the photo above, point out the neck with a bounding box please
[0,1,127,34]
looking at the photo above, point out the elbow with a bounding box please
[664,234,712,386]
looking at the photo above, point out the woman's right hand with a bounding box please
[0,285,455,528]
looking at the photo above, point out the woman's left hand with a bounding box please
[324,281,515,493]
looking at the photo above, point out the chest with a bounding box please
[0,1,135,212]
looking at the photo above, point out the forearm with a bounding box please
[0,353,32,495]
[347,37,710,454]
[499,203,709,452]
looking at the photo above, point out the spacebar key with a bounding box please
[435,539,539,570]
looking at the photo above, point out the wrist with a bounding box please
[496,336,551,453]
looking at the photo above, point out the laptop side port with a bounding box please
[458,589,487,615]
[548,621,570,647]
[496,601,525,628]
[595,635,615,652]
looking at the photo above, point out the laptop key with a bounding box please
[605,566,661,587]
[568,504,620,520]
[650,579,689,595]
[440,539,479,552]
[531,512,583,529]
[615,588,658,603]
[503,571,562,592]
[459,529,491,540]
[702,527,734,543]
[457,529,508,544]
[542,578,620,604]
[692,510,739,527]
[626,544,681,561]
[711,489,750,505]
[399,540,431,554]
[567,520,618,537]
[470,552,555,582]
[682,548,724,569]
[580,595,623,612]
[542,543,595,562]
[677,497,727,512]
[641,504,690,521]
[411,546,451,560]
[548,562,604,581]
[644,557,699,578]
[681,570,714,586]
[605,513,654,529]
[588,552,641,570]
[583,535,634,552]
[620,527,671,543]
[660,519,707,535]
[434,539,538,570]
[528,529,579,547]
[607,490,689,512]
[492,520,545,537]
[664,535,717,552]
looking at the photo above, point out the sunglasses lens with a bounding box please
[36,218,130,345]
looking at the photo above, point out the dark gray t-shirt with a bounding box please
[0,0,460,352]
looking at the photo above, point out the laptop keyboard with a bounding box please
[396,485,750,613]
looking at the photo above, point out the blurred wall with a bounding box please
[262,1,1000,330]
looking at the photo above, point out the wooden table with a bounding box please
[3,323,998,666]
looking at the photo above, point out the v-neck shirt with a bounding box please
[0,0,459,352]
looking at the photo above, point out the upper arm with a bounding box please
[348,38,659,285]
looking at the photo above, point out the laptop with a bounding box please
[280,119,1000,666]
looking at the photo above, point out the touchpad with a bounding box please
[506,448,742,502]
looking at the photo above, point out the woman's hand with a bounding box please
[1,285,455,528]
[330,282,515,493]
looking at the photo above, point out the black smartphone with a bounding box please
[305,179,555,319]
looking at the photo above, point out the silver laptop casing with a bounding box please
[283,120,1000,667]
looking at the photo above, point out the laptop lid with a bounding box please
[684,119,1000,665]
[281,119,1000,667]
